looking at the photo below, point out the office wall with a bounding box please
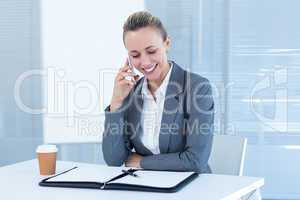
[0,0,42,166]
[229,1,300,198]
[41,0,144,144]
[146,0,300,199]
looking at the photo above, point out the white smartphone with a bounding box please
[125,56,141,81]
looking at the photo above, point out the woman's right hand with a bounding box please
[109,61,139,112]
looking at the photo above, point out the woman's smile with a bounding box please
[143,63,158,74]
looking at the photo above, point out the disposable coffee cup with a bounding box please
[36,145,58,175]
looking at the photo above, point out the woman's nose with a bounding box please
[140,54,152,67]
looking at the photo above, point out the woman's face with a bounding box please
[124,26,170,82]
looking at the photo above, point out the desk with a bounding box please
[0,159,264,200]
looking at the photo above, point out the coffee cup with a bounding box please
[36,144,58,175]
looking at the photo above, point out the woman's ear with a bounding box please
[165,36,171,50]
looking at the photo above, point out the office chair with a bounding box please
[208,135,247,176]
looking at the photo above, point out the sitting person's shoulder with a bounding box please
[187,71,210,86]
[175,63,211,88]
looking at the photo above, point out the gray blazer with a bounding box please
[102,61,214,173]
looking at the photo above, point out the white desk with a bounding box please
[0,159,264,200]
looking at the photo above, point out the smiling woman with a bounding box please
[102,11,215,173]
[125,26,170,92]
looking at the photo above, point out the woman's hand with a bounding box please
[110,61,139,112]
[125,153,143,168]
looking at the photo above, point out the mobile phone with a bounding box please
[125,56,141,81]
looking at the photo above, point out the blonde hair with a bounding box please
[123,11,168,42]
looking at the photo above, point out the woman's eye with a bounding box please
[131,55,139,58]
[148,51,156,54]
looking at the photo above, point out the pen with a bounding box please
[122,169,139,177]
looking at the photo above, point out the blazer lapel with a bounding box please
[130,81,144,142]
[159,62,185,153]
[130,79,153,155]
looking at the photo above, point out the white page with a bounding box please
[110,170,195,188]
[48,165,125,183]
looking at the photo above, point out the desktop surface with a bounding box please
[0,159,264,200]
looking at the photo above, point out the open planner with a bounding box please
[39,165,198,193]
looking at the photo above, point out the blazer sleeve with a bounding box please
[102,99,133,166]
[140,78,214,173]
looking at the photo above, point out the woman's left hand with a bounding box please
[125,153,143,168]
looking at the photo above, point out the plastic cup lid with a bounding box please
[36,144,58,153]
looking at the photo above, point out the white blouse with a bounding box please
[140,63,173,154]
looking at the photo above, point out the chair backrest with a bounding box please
[208,135,247,176]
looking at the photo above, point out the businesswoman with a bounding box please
[102,11,214,173]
